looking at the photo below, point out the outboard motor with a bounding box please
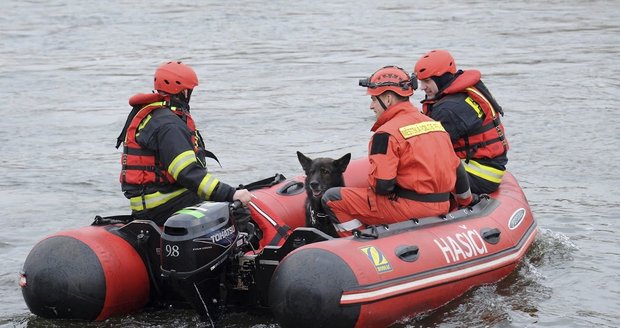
[160,201,238,322]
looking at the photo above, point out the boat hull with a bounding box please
[269,172,537,328]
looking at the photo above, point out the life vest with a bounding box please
[427,70,509,162]
[370,102,458,198]
[118,93,203,188]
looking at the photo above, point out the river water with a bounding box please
[1,0,619,327]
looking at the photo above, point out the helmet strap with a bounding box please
[377,94,388,111]
[169,92,191,112]
[185,89,193,103]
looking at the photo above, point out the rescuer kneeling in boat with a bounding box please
[322,65,474,237]
[116,61,252,225]
[414,50,509,194]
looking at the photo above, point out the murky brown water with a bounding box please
[1,0,619,327]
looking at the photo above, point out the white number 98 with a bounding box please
[165,244,180,257]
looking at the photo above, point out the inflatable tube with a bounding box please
[247,158,370,250]
[269,248,361,327]
[269,172,537,328]
[20,226,150,320]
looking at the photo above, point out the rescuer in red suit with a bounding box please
[322,66,474,237]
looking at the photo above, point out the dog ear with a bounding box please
[334,153,351,173]
[297,151,312,173]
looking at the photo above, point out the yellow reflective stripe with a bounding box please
[462,159,505,183]
[465,96,484,118]
[135,102,166,136]
[174,209,204,219]
[197,173,219,199]
[138,115,152,131]
[399,121,445,139]
[168,150,197,179]
[466,87,497,117]
[129,188,187,211]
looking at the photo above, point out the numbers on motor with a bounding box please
[165,244,180,257]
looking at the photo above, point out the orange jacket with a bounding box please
[368,101,460,198]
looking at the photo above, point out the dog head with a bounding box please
[297,151,351,200]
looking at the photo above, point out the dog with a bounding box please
[296,151,351,237]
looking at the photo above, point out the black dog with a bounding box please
[296,151,351,237]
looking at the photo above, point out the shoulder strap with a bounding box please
[194,129,222,167]
[474,81,504,116]
[238,173,287,191]
[118,93,166,149]
[116,105,141,149]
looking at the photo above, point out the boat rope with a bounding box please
[352,224,388,239]
[91,214,134,226]
[237,173,286,191]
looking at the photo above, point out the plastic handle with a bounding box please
[396,245,420,262]
[481,228,501,245]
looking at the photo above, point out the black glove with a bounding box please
[231,203,251,232]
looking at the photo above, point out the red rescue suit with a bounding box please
[323,102,471,237]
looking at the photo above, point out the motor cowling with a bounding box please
[160,201,238,319]
[161,201,238,280]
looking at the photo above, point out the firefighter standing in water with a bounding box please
[414,50,509,194]
[321,66,474,237]
[116,61,252,225]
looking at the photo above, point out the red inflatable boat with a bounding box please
[20,158,537,327]
[268,161,537,328]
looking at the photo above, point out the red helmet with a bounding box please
[153,61,199,94]
[414,50,457,80]
[359,65,414,97]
